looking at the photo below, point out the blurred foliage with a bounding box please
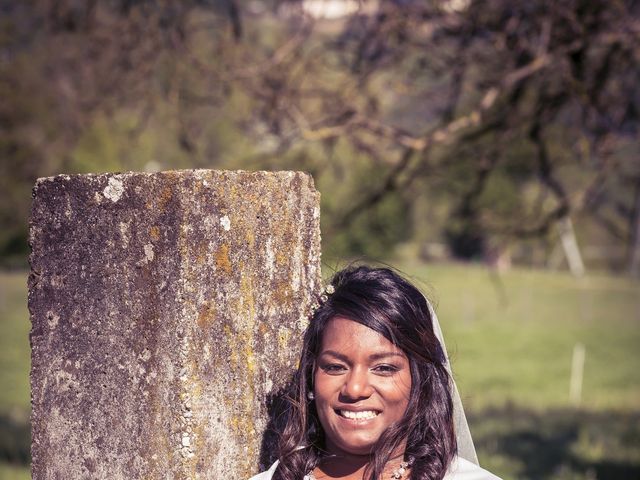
[328,190,410,259]
[1,0,639,269]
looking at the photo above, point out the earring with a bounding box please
[307,391,315,400]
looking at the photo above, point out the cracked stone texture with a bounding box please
[29,170,321,479]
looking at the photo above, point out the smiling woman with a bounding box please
[249,266,500,480]
[314,317,412,458]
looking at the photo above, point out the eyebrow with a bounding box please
[319,350,407,361]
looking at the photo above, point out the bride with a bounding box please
[250,265,500,480]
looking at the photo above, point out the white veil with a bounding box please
[426,300,479,465]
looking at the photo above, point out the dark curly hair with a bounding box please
[273,265,456,480]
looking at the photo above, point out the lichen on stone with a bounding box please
[29,170,321,479]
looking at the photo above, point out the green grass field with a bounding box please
[1,264,638,479]
[396,263,640,410]
[0,272,30,480]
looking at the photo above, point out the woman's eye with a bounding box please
[373,364,399,374]
[321,364,346,374]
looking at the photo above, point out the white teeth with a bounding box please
[340,410,378,420]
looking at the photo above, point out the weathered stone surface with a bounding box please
[29,170,321,479]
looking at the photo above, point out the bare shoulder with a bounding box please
[444,456,502,480]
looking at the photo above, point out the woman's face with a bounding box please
[313,317,412,456]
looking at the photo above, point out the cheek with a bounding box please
[400,374,412,400]
[313,372,336,406]
[385,374,412,413]
[313,377,338,432]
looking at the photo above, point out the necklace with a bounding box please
[303,457,414,480]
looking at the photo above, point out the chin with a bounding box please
[346,445,376,456]
[333,435,381,456]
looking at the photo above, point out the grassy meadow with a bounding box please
[0,272,30,480]
[1,264,639,479]
[395,262,640,479]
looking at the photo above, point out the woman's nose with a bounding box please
[341,367,373,400]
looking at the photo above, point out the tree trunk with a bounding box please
[558,216,586,277]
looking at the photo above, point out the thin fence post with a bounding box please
[570,342,586,406]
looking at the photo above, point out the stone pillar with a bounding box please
[29,170,321,479]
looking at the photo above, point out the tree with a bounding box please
[2,0,638,268]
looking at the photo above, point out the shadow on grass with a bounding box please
[469,405,640,480]
[0,413,30,466]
